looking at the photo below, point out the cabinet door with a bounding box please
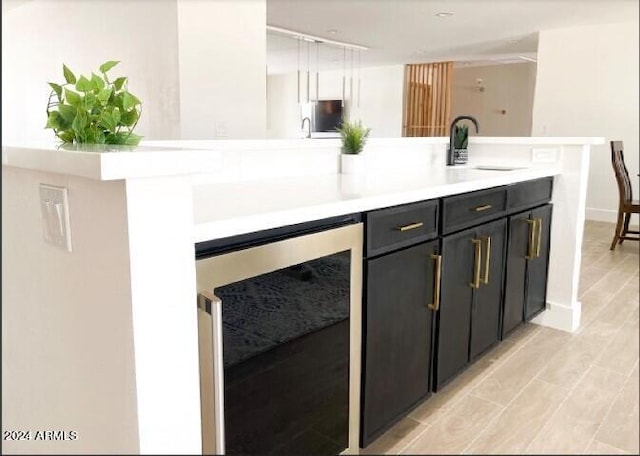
[502,211,531,338]
[525,204,552,319]
[470,218,507,360]
[362,240,437,445]
[435,229,475,390]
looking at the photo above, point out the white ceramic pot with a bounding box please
[341,153,364,175]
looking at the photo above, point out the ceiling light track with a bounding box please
[266,25,368,51]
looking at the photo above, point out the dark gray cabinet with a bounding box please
[503,204,553,336]
[434,217,506,390]
[502,211,529,335]
[441,186,508,235]
[361,200,440,447]
[525,205,552,319]
[470,218,508,359]
[360,177,554,448]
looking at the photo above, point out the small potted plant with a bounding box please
[336,120,371,174]
[45,61,142,146]
[452,125,469,165]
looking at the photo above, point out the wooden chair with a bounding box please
[610,140,640,250]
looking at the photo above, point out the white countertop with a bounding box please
[1,141,225,180]
[2,137,603,181]
[2,136,602,243]
[192,165,559,242]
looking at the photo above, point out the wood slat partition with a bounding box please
[402,62,453,137]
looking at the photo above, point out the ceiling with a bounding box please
[266,0,639,74]
[4,0,636,73]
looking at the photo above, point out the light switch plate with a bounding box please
[39,184,72,252]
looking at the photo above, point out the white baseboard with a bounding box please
[586,208,617,223]
[531,300,582,333]
[586,207,640,227]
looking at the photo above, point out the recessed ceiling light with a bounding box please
[327,29,338,35]
[414,50,427,55]
[435,12,454,17]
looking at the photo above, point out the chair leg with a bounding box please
[610,210,624,250]
[620,212,631,245]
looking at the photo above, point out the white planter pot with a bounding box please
[341,154,365,175]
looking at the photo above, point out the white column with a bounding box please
[125,176,202,454]
[533,144,591,332]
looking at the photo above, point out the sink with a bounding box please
[471,165,527,171]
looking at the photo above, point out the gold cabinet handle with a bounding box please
[428,254,442,311]
[535,218,543,258]
[470,239,482,288]
[395,222,424,232]
[472,204,492,212]
[525,219,537,260]
[481,236,491,285]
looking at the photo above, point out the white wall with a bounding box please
[1,169,139,454]
[266,65,404,139]
[178,0,267,139]
[452,62,536,136]
[355,65,405,138]
[2,0,268,143]
[266,72,300,139]
[1,0,181,144]
[2,165,203,454]
[532,20,639,224]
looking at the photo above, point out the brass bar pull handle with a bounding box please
[481,236,491,285]
[428,254,442,311]
[395,222,424,232]
[470,239,482,288]
[525,219,536,260]
[473,204,492,212]
[535,218,543,258]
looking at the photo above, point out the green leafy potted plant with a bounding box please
[452,124,468,165]
[45,61,142,146]
[336,120,371,174]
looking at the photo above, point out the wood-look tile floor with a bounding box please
[362,221,639,455]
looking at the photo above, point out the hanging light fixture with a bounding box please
[342,47,346,108]
[357,50,361,108]
[306,40,310,103]
[267,25,368,50]
[349,48,354,113]
[297,38,300,104]
[265,25,368,112]
[315,41,320,102]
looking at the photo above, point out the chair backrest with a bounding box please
[610,140,633,205]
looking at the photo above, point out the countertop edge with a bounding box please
[3,137,603,181]
[192,168,559,243]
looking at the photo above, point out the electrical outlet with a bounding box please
[39,184,72,252]
[215,121,228,138]
[531,148,558,163]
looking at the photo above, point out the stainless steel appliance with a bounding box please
[196,215,362,455]
[313,99,344,133]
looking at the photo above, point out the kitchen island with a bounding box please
[2,136,602,454]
